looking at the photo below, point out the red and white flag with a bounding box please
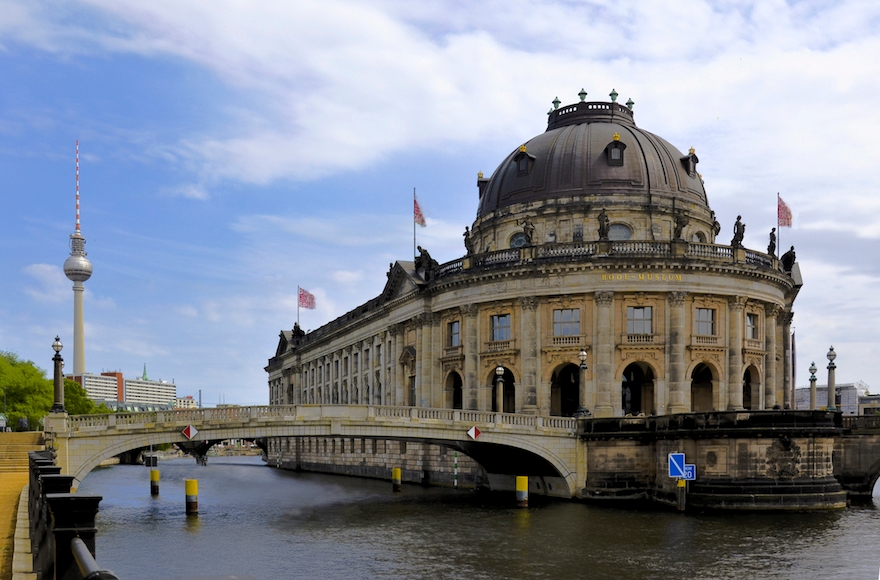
[414,196,426,228]
[778,195,792,228]
[298,287,316,310]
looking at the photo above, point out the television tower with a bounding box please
[63,141,93,375]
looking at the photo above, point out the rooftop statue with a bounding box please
[597,209,610,240]
[731,215,745,248]
[516,217,536,245]
[673,210,689,240]
[781,245,796,273]
[768,228,777,256]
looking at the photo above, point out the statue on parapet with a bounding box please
[780,245,796,272]
[710,210,721,238]
[673,210,689,241]
[597,208,610,240]
[516,217,536,245]
[731,215,745,248]
[767,228,777,256]
[292,322,305,338]
[463,226,475,255]
[415,245,439,280]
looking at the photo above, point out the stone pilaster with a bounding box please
[389,326,403,405]
[461,304,480,410]
[594,291,615,417]
[431,313,442,407]
[764,304,780,409]
[727,296,746,410]
[666,291,688,414]
[519,296,539,414]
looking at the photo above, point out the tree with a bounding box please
[0,351,106,430]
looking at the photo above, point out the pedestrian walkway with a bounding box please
[0,433,44,580]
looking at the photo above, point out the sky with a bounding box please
[1,0,878,405]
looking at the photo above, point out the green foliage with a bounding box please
[0,351,104,429]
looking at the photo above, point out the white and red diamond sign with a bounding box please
[182,425,199,440]
[467,426,481,440]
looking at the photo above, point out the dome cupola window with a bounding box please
[608,223,632,240]
[680,147,699,177]
[605,133,626,166]
[514,144,536,177]
[509,232,527,248]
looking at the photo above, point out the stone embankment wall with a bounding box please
[267,437,487,488]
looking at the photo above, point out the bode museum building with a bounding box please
[265,90,804,493]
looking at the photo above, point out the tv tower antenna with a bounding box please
[63,140,93,376]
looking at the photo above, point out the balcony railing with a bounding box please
[691,335,721,346]
[624,334,656,344]
[549,334,583,347]
[485,339,515,353]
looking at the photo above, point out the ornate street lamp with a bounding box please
[809,362,818,410]
[826,347,837,412]
[51,336,65,413]
[578,348,588,370]
[495,365,505,413]
[574,348,591,417]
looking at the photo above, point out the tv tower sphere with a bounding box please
[64,236,92,282]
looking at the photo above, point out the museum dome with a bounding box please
[475,93,709,219]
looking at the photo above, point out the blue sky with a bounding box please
[2,0,879,404]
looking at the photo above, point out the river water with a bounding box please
[78,456,880,580]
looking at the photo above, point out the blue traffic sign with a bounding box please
[668,453,686,478]
[683,464,696,481]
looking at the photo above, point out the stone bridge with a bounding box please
[42,405,581,495]
[837,416,880,497]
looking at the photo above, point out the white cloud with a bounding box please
[23,264,69,303]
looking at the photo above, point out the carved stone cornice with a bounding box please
[783,311,795,325]
[519,296,539,310]
[432,312,442,326]
[594,291,614,306]
[388,323,404,337]
[667,291,687,307]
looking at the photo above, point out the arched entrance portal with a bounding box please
[491,367,516,413]
[446,371,463,409]
[621,363,655,416]
[743,366,761,410]
[691,363,714,412]
[551,364,580,417]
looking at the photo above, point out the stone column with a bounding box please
[345,346,353,404]
[431,314,442,407]
[461,305,479,410]
[764,304,779,409]
[782,311,794,409]
[389,328,403,406]
[593,291,615,418]
[419,313,432,407]
[727,296,746,410]
[667,291,688,414]
[519,296,539,414]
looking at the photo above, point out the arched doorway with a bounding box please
[446,371,463,409]
[743,366,761,410]
[491,367,516,413]
[621,362,655,416]
[551,364,580,416]
[691,363,714,412]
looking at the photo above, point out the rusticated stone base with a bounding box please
[682,477,847,510]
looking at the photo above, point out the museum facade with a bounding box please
[267,92,801,422]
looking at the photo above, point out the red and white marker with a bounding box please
[467,426,481,440]
[182,425,199,440]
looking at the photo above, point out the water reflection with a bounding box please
[79,457,880,580]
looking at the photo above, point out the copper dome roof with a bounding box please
[476,99,709,219]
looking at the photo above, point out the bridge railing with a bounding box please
[59,405,577,434]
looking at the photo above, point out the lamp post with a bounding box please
[51,336,65,413]
[809,362,817,410]
[495,365,504,413]
[826,347,837,412]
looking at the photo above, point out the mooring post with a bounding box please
[185,479,198,514]
[150,469,160,496]
[391,467,402,492]
[516,476,529,507]
[676,479,686,511]
[453,451,458,489]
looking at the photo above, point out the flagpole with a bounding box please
[297,285,300,326]
[413,187,417,260]
[777,193,781,258]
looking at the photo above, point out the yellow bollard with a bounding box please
[516,476,529,507]
[150,468,160,496]
[185,479,198,515]
[391,467,402,492]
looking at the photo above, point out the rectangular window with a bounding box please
[553,309,580,336]
[696,308,716,336]
[746,313,759,340]
[491,314,511,341]
[627,306,653,335]
[376,345,382,366]
[448,321,461,347]
[353,353,359,372]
